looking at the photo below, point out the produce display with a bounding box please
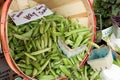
[93,0,120,79]
[93,0,120,29]
[8,14,101,80]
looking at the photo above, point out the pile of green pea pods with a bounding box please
[8,14,101,80]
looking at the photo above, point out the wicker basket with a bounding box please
[0,0,96,80]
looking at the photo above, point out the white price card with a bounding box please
[102,27,112,38]
[9,4,53,25]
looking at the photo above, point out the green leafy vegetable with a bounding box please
[93,0,120,29]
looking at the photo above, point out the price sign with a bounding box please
[102,27,112,38]
[9,4,53,25]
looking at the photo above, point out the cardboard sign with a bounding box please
[9,4,53,25]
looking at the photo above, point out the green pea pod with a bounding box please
[17,64,33,69]
[84,33,93,39]
[90,71,100,80]
[24,52,37,61]
[8,23,18,32]
[32,26,39,37]
[17,29,24,34]
[32,68,38,78]
[19,25,27,32]
[52,21,57,27]
[88,41,100,49]
[41,39,45,49]
[60,22,64,32]
[25,56,30,65]
[47,29,51,37]
[18,60,26,63]
[81,72,87,80]
[59,65,71,77]
[63,59,69,65]
[72,57,79,65]
[8,36,12,42]
[74,70,80,79]
[31,20,39,25]
[10,48,15,58]
[22,28,34,38]
[25,69,32,76]
[13,37,18,44]
[14,53,24,60]
[52,28,57,42]
[56,27,61,32]
[77,55,82,61]
[40,23,45,34]
[60,71,66,77]
[44,33,48,47]
[73,35,83,48]
[54,32,63,37]
[35,39,41,50]
[66,59,73,66]
[14,34,29,40]
[37,75,55,80]
[81,38,90,45]
[15,46,24,51]
[65,39,74,46]
[50,52,59,57]
[31,40,37,50]
[53,60,62,65]
[73,62,79,69]
[45,69,50,75]
[89,71,94,75]
[51,56,60,60]
[34,55,42,61]
[65,19,69,26]
[64,28,89,37]
[31,62,41,70]
[48,37,52,48]
[40,59,47,66]
[55,69,61,74]
[69,58,75,65]
[50,69,57,77]
[52,34,57,42]
[24,40,31,52]
[74,21,80,29]
[31,48,51,55]
[84,66,89,80]
[37,58,50,75]
[72,33,77,42]
[44,22,50,33]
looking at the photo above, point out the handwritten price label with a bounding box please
[102,27,112,38]
[9,4,53,25]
